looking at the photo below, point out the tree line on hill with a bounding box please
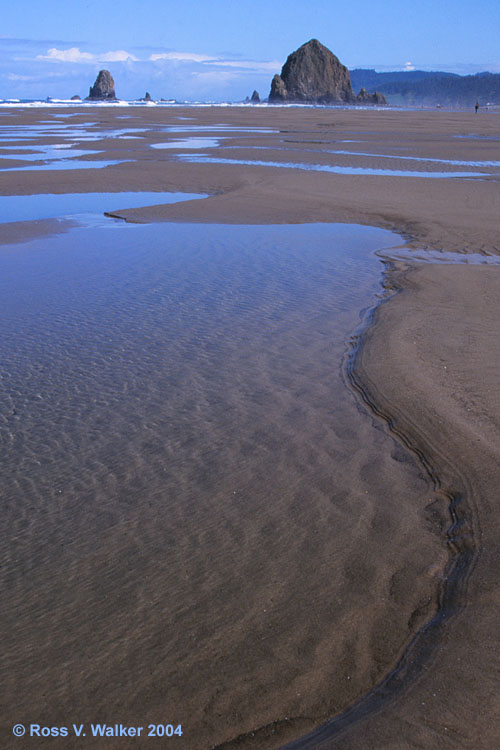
[349,69,500,107]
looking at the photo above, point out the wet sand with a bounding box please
[2,106,500,251]
[295,261,500,750]
[2,106,500,749]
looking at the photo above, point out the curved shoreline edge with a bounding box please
[211,253,481,750]
[282,258,480,749]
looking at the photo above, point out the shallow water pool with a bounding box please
[0,218,438,748]
[0,191,208,223]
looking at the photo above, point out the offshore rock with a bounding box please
[70,95,81,101]
[270,73,288,102]
[86,70,116,100]
[356,87,387,105]
[372,91,386,105]
[269,39,354,104]
[250,89,260,103]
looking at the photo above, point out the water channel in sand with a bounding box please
[177,154,497,179]
[1,215,445,748]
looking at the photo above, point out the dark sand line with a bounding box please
[279,262,480,749]
[308,265,500,750]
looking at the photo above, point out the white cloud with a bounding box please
[206,59,281,72]
[99,50,138,62]
[150,51,214,63]
[149,51,280,73]
[37,47,137,63]
[38,47,93,62]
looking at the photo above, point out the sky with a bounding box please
[1,0,500,101]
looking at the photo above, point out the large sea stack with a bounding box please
[269,39,386,105]
[269,39,354,104]
[86,70,116,100]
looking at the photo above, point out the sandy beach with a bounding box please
[2,105,500,749]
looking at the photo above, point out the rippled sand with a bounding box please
[1,221,443,748]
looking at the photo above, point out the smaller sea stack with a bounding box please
[86,70,116,100]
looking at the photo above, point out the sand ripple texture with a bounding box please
[1,221,444,749]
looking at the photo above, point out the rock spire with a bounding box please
[269,39,354,104]
[269,40,386,105]
[86,70,116,100]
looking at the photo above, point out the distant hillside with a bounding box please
[349,69,500,106]
[350,69,457,91]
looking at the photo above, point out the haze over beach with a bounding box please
[2,2,500,750]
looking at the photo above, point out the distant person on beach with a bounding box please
[475,101,479,113]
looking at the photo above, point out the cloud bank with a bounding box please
[34,46,281,74]
[37,47,138,63]
[0,42,283,100]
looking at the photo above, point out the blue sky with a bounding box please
[2,0,500,100]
